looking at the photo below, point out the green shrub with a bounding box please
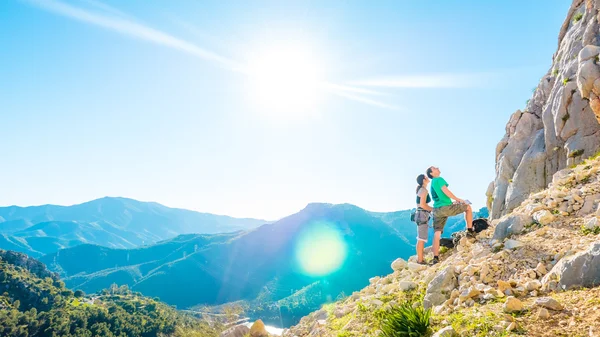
[379,302,431,337]
[553,68,559,76]
[563,77,571,86]
[574,12,583,22]
[581,225,600,235]
[569,149,584,158]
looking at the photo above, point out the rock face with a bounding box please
[542,241,600,290]
[490,0,600,219]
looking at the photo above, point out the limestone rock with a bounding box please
[533,210,555,225]
[504,239,525,250]
[249,320,269,337]
[498,280,512,293]
[542,242,600,290]
[407,262,427,272]
[584,216,600,229]
[424,266,458,309]
[398,281,417,291]
[220,324,250,337]
[503,296,524,313]
[391,258,407,271]
[535,297,564,311]
[492,213,532,240]
[432,326,457,337]
[491,2,600,220]
[525,280,542,291]
[537,307,551,319]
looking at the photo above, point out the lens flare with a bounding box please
[295,221,347,276]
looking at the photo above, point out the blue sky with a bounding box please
[1,0,570,219]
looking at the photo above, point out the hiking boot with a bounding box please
[431,256,439,265]
[467,229,476,238]
[417,260,429,266]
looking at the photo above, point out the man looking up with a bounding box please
[426,166,474,264]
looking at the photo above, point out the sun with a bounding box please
[245,44,324,120]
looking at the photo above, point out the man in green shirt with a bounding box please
[426,166,474,264]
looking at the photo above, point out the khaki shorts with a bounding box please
[432,203,469,232]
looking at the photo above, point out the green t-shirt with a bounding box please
[431,177,452,208]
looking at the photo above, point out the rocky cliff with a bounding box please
[283,141,600,337]
[489,0,600,219]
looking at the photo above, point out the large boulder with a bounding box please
[542,242,600,290]
[423,266,457,309]
[492,213,532,241]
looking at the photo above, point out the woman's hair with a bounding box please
[416,174,427,194]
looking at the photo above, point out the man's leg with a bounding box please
[465,204,473,230]
[431,208,448,263]
[432,230,442,257]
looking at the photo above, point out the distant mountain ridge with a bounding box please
[42,202,487,326]
[0,197,267,256]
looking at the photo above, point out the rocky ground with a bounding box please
[281,156,600,337]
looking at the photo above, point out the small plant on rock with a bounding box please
[569,149,585,158]
[581,225,600,235]
[573,12,583,22]
[553,68,559,76]
[379,302,431,337]
[563,77,571,86]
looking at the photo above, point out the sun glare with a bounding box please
[295,221,347,277]
[246,44,324,120]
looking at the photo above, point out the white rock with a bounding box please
[399,281,417,291]
[584,217,600,230]
[533,210,556,225]
[391,258,407,271]
[504,239,525,250]
[371,299,383,307]
[407,262,427,272]
[369,276,380,285]
[432,326,457,337]
[535,297,564,311]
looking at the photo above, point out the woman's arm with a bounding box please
[418,189,433,211]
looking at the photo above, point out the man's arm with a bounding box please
[441,185,464,203]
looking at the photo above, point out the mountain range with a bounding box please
[38,202,487,326]
[0,197,267,257]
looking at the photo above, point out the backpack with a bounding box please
[439,218,490,249]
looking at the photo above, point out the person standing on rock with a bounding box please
[426,166,474,265]
[415,174,433,265]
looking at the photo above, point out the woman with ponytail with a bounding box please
[415,174,433,265]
